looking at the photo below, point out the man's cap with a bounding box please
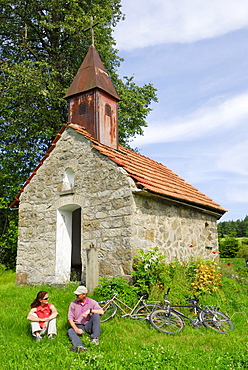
[73,286,88,295]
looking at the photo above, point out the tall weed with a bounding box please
[132,247,167,291]
[93,276,137,307]
[131,248,224,299]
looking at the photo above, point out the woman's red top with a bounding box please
[36,303,52,328]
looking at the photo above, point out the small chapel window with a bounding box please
[105,104,111,117]
[79,102,87,115]
[62,168,75,191]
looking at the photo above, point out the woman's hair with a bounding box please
[30,291,48,308]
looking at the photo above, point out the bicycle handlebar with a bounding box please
[164,287,171,299]
[108,285,149,300]
[164,288,199,305]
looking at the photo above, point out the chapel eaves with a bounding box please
[10,123,227,219]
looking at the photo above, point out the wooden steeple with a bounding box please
[65,44,120,149]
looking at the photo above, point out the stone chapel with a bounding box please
[11,44,226,291]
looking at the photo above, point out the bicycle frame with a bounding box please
[166,303,201,324]
[163,292,220,327]
[149,288,234,334]
[107,293,159,318]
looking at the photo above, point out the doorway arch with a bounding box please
[55,204,82,283]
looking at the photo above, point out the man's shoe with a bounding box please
[69,346,87,353]
[91,338,99,346]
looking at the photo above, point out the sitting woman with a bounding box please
[27,291,58,341]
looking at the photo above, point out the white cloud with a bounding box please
[226,182,248,203]
[132,91,248,145]
[216,141,248,176]
[115,0,248,50]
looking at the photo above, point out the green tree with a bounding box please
[217,217,248,238]
[0,202,18,270]
[0,0,157,197]
[0,0,157,268]
[219,235,240,258]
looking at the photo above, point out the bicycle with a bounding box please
[149,288,234,334]
[98,285,162,323]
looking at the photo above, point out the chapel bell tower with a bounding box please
[65,44,120,149]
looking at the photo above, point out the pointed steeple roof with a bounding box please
[65,44,120,100]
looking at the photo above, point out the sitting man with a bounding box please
[67,285,104,352]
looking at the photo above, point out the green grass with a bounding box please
[220,257,248,279]
[0,263,248,370]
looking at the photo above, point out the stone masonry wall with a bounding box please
[131,193,219,262]
[16,126,136,285]
[16,125,220,287]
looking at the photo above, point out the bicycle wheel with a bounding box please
[149,309,184,334]
[98,301,117,323]
[133,304,160,319]
[200,310,234,333]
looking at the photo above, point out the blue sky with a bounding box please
[113,0,248,222]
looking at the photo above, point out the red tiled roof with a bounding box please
[10,123,227,215]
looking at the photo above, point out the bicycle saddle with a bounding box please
[186,298,199,304]
[137,292,149,299]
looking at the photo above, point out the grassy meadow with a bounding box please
[0,259,247,370]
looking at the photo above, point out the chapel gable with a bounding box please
[11,43,226,289]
